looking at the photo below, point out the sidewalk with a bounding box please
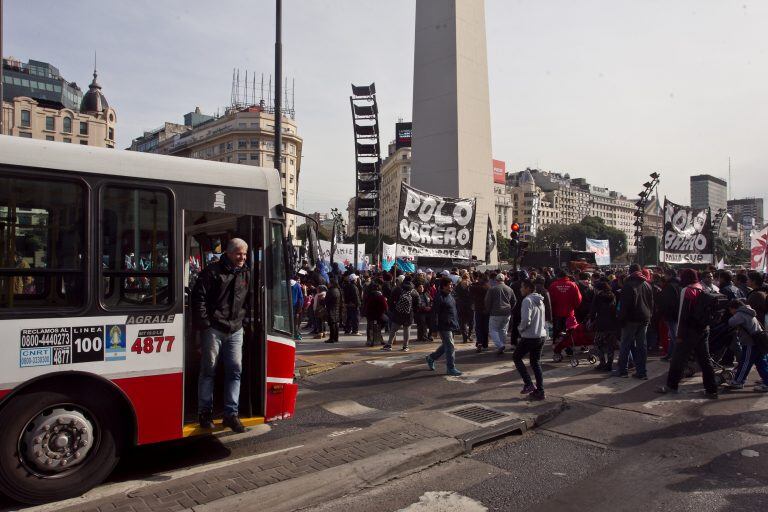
[55,374,564,512]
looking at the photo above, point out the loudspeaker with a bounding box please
[642,236,659,265]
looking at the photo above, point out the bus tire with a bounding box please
[0,384,124,505]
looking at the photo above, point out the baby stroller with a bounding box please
[552,317,598,367]
[681,319,735,384]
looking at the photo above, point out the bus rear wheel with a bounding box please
[0,385,124,505]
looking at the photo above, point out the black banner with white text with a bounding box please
[397,182,476,260]
[660,199,714,264]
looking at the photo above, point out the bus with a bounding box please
[0,136,303,504]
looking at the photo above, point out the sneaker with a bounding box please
[447,367,463,377]
[520,383,536,394]
[528,389,545,401]
[723,382,744,390]
[401,346,410,352]
[425,356,436,371]
[753,384,768,393]
[476,345,482,353]
[381,345,392,352]
[655,385,679,394]
[613,372,629,378]
[496,348,505,356]
[632,374,648,380]
[198,411,214,429]
[222,414,247,433]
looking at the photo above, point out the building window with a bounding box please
[238,139,247,149]
[250,153,259,161]
[45,135,54,141]
[45,116,55,131]
[63,117,72,133]
[20,110,31,128]
[238,153,247,162]
[108,127,114,140]
[250,139,258,147]
[19,132,32,138]
[63,138,72,143]
[79,122,88,135]
[80,141,88,145]
[0,176,87,311]
[101,186,172,308]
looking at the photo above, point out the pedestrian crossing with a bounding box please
[564,361,668,399]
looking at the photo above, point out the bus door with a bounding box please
[182,211,264,431]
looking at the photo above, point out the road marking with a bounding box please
[13,445,304,512]
[365,355,421,368]
[322,399,379,417]
[397,491,488,512]
[565,361,667,399]
[328,426,364,438]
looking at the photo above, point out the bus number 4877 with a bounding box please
[131,336,175,354]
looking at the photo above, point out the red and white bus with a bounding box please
[0,136,302,504]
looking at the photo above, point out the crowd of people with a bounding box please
[291,262,768,402]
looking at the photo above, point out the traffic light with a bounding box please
[510,222,520,239]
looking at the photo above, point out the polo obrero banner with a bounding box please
[396,182,476,260]
[660,199,714,264]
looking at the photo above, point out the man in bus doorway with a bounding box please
[192,238,251,433]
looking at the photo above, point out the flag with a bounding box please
[485,215,496,263]
[716,258,725,270]
[330,220,338,269]
[382,243,396,271]
[751,225,768,272]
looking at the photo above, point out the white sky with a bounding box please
[5,0,767,216]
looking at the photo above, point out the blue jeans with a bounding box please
[489,315,510,350]
[733,343,768,385]
[198,327,243,416]
[665,320,678,357]
[618,322,648,377]
[430,330,456,370]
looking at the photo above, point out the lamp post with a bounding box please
[634,172,660,266]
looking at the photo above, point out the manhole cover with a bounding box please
[446,405,507,425]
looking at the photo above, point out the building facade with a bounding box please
[129,105,302,236]
[690,174,728,213]
[728,198,764,228]
[378,143,412,239]
[2,58,116,147]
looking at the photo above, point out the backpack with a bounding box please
[395,291,413,317]
[691,289,725,328]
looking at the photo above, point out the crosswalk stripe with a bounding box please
[564,361,668,399]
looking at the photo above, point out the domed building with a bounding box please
[1,57,117,148]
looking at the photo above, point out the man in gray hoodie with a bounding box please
[724,300,768,392]
[513,279,548,400]
[485,272,516,355]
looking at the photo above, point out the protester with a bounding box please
[723,299,768,392]
[415,282,433,341]
[485,273,515,355]
[616,264,654,379]
[548,269,582,344]
[747,271,768,329]
[290,276,304,341]
[718,270,745,301]
[590,280,620,372]
[325,278,343,343]
[454,271,474,343]
[384,275,418,351]
[313,285,328,339]
[658,269,682,361]
[701,271,720,294]
[426,277,462,376]
[471,273,491,352]
[363,282,388,346]
[657,269,719,398]
[342,274,362,335]
[513,279,547,400]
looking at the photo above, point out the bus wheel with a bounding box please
[0,385,124,505]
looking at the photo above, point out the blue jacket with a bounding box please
[433,291,459,332]
[291,281,304,309]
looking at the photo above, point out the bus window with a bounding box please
[101,187,172,308]
[0,176,86,310]
[268,222,291,333]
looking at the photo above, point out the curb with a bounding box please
[191,436,464,512]
[192,400,567,512]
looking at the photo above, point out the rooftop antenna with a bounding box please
[260,73,264,105]
[245,70,249,105]
[292,77,295,113]
[728,156,732,200]
[267,74,272,109]
[252,73,256,107]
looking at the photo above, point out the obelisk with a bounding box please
[411,0,496,263]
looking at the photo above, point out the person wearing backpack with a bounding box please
[656,268,719,398]
[723,299,768,392]
[425,277,462,376]
[383,275,418,351]
[616,264,654,379]
[659,269,682,361]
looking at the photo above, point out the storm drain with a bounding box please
[446,405,507,425]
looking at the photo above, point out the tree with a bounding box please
[496,230,511,261]
[531,216,628,259]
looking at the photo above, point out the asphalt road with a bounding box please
[3,326,767,511]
